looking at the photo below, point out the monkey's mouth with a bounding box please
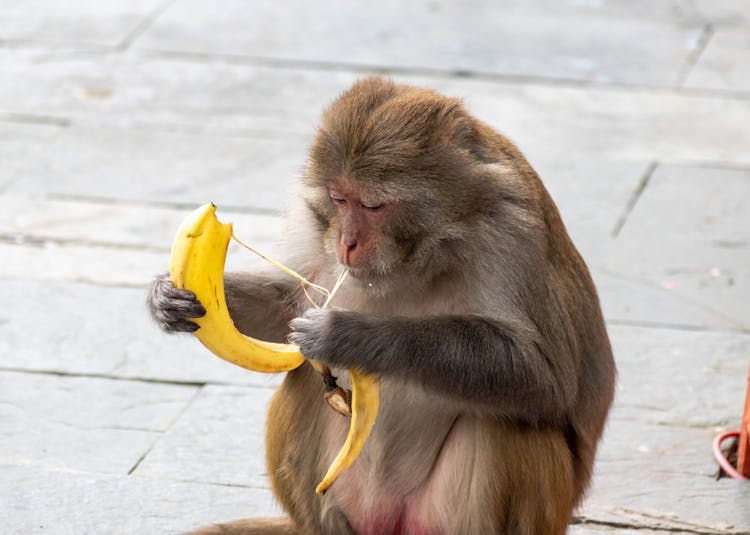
[343,266,368,279]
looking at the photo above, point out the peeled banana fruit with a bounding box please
[169,203,380,495]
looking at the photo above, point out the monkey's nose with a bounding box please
[337,234,358,266]
[343,242,358,265]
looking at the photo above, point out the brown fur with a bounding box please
[152,77,615,535]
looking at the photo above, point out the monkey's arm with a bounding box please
[289,309,578,425]
[148,271,299,342]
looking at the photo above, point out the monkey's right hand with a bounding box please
[147,273,206,333]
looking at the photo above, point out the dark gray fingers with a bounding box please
[147,273,206,333]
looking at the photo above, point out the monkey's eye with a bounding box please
[329,192,346,205]
[361,201,385,211]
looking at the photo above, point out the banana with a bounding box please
[169,203,380,494]
[169,203,304,373]
[316,370,380,495]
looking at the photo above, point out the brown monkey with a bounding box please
[148,77,616,535]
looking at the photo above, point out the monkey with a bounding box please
[148,76,616,535]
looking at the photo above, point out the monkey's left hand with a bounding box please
[289,308,374,371]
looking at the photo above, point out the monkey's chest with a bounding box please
[323,380,470,535]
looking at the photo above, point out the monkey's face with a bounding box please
[303,76,490,288]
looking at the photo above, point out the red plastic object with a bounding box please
[738,365,750,478]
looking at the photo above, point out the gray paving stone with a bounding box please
[0,279,283,388]
[533,159,646,264]
[0,0,164,48]
[135,0,704,86]
[0,194,282,251]
[0,48,342,137]
[690,0,750,29]
[133,385,274,488]
[0,464,281,535]
[582,418,750,533]
[0,240,168,285]
[685,30,750,93]
[2,51,749,176]
[609,324,749,428]
[2,125,309,211]
[604,164,750,330]
[595,269,749,332]
[0,207,283,287]
[0,122,63,191]
[0,370,196,474]
[0,370,196,432]
[569,526,676,535]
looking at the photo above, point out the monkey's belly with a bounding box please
[326,404,472,535]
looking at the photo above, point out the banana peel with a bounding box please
[315,369,380,494]
[169,203,380,495]
[169,203,303,373]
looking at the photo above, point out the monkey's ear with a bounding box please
[442,104,493,163]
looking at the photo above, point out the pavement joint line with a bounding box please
[5,113,312,141]
[159,383,205,439]
[675,23,715,88]
[598,267,747,331]
[0,39,114,54]
[0,111,71,127]
[137,48,750,102]
[0,232,171,253]
[127,441,155,476]
[128,472,273,491]
[572,516,735,535]
[611,160,658,238]
[667,160,750,173]
[42,192,284,217]
[0,366,278,390]
[608,413,742,432]
[0,42,749,101]
[0,276,150,290]
[605,318,750,336]
[126,382,204,476]
[102,120,312,141]
[116,0,178,52]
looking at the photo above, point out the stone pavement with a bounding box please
[1,1,749,533]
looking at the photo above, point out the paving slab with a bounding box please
[0,194,282,250]
[595,268,746,332]
[0,122,64,192]
[0,203,283,287]
[569,526,677,535]
[685,30,750,93]
[0,240,168,286]
[534,159,647,264]
[0,0,165,48]
[1,125,309,211]
[0,48,339,137]
[602,164,750,331]
[2,52,749,210]
[135,0,704,86]
[0,279,283,388]
[581,417,750,533]
[0,370,196,474]
[0,463,281,535]
[690,0,750,30]
[134,385,274,487]
[609,324,748,428]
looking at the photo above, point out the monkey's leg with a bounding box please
[184,516,296,535]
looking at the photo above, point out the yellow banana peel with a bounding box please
[169,203,304,373]
[315,369,380,495]
[169,203,380,494]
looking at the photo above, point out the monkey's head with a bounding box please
[304,77,505,290]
